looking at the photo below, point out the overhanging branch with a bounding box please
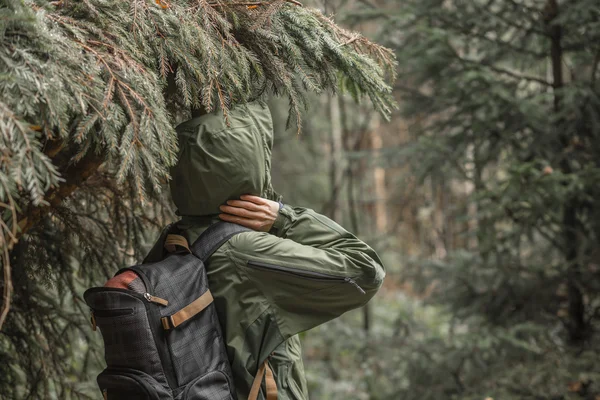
[208,0,303,7]
[16,151,104,242]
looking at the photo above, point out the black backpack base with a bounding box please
[84,222,249,400]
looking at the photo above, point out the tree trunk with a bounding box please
[371,117,388,235]
[546,0,587,344]
[329,96,344,222]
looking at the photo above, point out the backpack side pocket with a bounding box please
[84,288,173,390]
[180,370,234,400]
[98,367,172,400]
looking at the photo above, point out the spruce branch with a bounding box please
[0,191,16,330]
[209,0,303,7]
[16,150,104,245]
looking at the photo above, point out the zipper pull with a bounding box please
[144,293,169,306]
[345,277,366,295]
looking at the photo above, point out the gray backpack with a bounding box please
[84,222,249,400]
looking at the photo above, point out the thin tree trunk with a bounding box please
[329,96,344,222]
[432,175,448,259]
[339,97,360,235]
[371,117,387,235]
[546,0,587,344]
[338,97,371,339]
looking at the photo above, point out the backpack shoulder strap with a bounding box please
[191,221,251,262]
[142,222,182,264]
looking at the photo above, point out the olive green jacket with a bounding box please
[145,102,385,400]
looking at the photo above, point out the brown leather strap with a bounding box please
[248,359,278,400]
[248,361,266,400]
[164,234,191,253]
[265,361,278,400]
[161,290,213,330]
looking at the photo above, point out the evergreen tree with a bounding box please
[344,0,600,398]
[0,0,396,397]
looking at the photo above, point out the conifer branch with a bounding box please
[0,191,16,330]
[16,150,104,243]
[209,0,303,7]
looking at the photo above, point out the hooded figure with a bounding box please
[145,101,385,400]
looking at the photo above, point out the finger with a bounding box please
[219,205,261,219]
[218,213,249,223]
[226,199,262,211]
[240,194,266,205]
[219,213,260,230]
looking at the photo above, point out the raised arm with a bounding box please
[219,195,385,338]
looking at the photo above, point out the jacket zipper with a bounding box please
[247,261,366,294]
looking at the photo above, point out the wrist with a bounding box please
[269,203,288,236]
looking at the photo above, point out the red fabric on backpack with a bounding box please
[104,271,145,293]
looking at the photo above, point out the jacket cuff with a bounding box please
[269,204,291,237]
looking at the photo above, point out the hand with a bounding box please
[218,195,280,232]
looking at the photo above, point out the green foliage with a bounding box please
[0,0,396,397]
[268,0,600,399]
[329,0,600,399]
[0,0,395,203]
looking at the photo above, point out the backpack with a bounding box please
[84,221,250,400]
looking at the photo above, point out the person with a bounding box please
[144,101,385,399]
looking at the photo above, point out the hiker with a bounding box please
[143,101,385,399]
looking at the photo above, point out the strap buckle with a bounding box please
[161,316,174,330]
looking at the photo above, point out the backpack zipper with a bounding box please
[144,293,169,306]
[247,261,366,294]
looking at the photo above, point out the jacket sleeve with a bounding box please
[225,205,386,339]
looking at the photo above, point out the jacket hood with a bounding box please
[170,101,279,217]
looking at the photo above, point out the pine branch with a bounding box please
[209,0,303,7]
[16,150,104,244]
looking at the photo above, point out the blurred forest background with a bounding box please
[2,0,600,399]
[275,0,600,398]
